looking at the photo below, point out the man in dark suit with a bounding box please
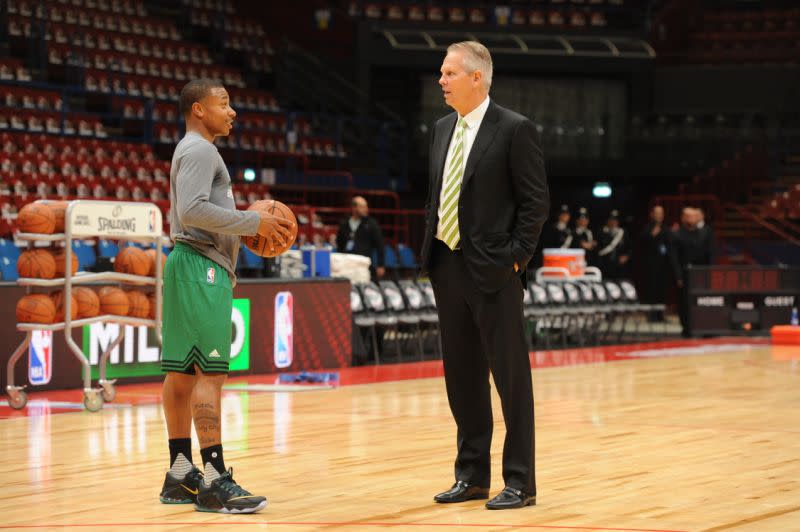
[419,41,549,510]
[639,205,670,321]
[695,207,715,262]
[335,195,385,279]
[670,207,714,337]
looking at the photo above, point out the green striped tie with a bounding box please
[440,118,467,250]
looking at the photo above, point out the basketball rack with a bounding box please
[5,200,163,412]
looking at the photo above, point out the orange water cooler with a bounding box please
[542,248,586,278]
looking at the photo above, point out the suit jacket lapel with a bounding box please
[462,101,499,189]
[432,113,457,201]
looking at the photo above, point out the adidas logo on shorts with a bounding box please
[209,349,220,358]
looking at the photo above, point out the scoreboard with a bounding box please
[688,266,799,336]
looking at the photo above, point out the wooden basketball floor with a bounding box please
[1,338,798,531]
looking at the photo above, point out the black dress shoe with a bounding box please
[485,487,536,509]
[433,480,490,503]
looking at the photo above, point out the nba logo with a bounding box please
[207,267,215,284]
[147,209,156,232]
[274,291,293,369]
[29,330,53,385]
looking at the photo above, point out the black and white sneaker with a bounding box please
[195,468,267,514]
[159,466,203,504]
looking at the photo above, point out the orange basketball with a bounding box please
[38,200,68,233]
[241,200,297,258]
[51,289,79,322]
[145,248,165,276]
[17,249,57,279]
[16,294,56,324]
[98,286,129,316]
[54,248,79,277]
[114,246,150,276]
[17,203,56,234]
[147,292,158,319]
[73,287,100,318]
[125,289,150,318]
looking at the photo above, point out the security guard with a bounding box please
[572,207,596,266]
[597,209,630,280]
[544,204,573,249]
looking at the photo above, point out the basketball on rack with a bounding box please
[17,203,56,234]
[114,246,151,277]
[145,248,166,276]
[16,294,56,324]
[73,287,100,318]
[125,289,150,318]
[241,200,298,258]
[38,200,68,233]
[53,248,79,277]
[98,286,129,316]
[51,290,79,322]
[17,249,57,279]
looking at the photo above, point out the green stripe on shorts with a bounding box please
[161,242,233,374]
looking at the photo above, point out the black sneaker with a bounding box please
[195,468,267,514]
[160,466,203,504]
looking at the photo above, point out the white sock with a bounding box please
[168,453,193,479]
[203,461,222,487]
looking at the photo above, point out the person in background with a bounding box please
[639,205,669,321]
[670,207,714,337]
[543,204,572,249]
[695,207,715,265]
[572,207,596,266]
[597,210,630,280]
[336,195,385,279]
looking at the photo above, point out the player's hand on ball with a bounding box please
[257,211,295,247]
[243,200,298,257]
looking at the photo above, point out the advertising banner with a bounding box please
[0,279,351,391]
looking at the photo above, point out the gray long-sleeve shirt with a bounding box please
[169,131,260,284]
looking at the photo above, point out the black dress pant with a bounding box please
[643,259,668,321]
[429,239,536,495]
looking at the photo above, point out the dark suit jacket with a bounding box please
[669,225,714,282]
[420,101,549,293]
[336,215,385,267]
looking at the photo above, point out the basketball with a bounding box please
[16,294,56,324]
[145,248,166,276]
[73,287,100,318]
[126,289,150,318]
[114,246,151,277]
[147,291,158,319]
[241,200,298,258]
[98,286,129,316]
[38,200,68,233]
[17,249,57,279]
[17,203,56,234]
[54,248,79,277]
[51,290,79,322]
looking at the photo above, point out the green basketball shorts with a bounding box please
[161,242,232,375]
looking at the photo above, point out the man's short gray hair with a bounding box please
[447,41,493,90]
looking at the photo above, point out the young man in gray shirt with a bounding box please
[158,79,294,513]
